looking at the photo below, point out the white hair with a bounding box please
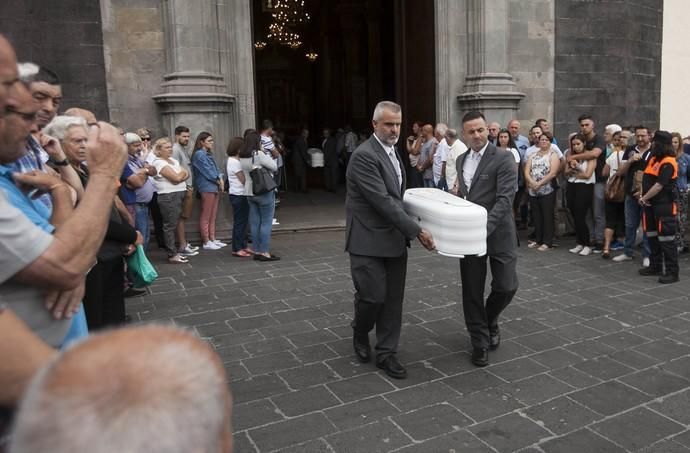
[435,123,448,136]
[10,326,229,453]
[17,62,39,82]
[42,115,88,141]
[372,101,401,121]
[124,132,142,144]
[605,124,622,134]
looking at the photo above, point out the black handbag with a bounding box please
[250,152,277,195]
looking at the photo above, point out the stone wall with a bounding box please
[100,0,166,134]
[554,0,663,144]
[507,0,556,135]
[0,0,109,120]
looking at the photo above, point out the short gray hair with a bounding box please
[42,115,88,141]
[372,101,401,121]
[124,132,142,144]
[435,123,448,136]
[605,124,622,134]
[10,325,230,453]
[446,128,458,139]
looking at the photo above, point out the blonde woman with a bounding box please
[151,138,191,264]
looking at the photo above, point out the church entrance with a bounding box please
[251,0,436,193]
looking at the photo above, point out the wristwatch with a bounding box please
[50,158,70,167]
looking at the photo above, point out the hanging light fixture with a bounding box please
[272,0,310,25]
[254,41,267,50]
[305,51,318,62]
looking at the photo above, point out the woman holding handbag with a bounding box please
[240,131,280,261]
[601,131,627,258]
[191,132,226,251]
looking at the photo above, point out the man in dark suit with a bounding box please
[291,128,310,193]
[454,111,519,367]
[322,128,339,192]
[346,101,435,379]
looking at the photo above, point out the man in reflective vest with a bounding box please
[638,131,679,283]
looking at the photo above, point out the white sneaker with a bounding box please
[203,241,221,250]
[642,257,650,268]
[579,246,592,256]
[182,244,199,253]
[612,254,632,262]
[212,240,228,248]
[569,245,584,254]
[272,218,280,225]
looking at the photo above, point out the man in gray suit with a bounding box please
[346,101,435,379]
[455,111,519,367]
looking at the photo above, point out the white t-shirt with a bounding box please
[605,150,625,182]
[444,139,468,189]
[567,159,595,184]
[226,157,245,196]
[152,157,187,194]
[432,139,449,184]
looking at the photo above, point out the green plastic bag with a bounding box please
[126,245,158,288]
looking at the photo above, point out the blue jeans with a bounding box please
[624,195,650,258]
[133,203,150,249]
[229,194,249,252]
[248,190,275,254]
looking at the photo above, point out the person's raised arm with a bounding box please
[12,123,128,290]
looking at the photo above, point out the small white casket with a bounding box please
[403,188,487,258]
[308,148,324,167]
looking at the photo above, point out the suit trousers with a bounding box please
[459,251,518,349]
[350,252,407,361]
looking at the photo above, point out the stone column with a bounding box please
[153,0,234,148]
[457,0,524,125]
[153,0,254,239]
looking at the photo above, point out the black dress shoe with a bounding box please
[489,330,501,350]
[659,273,679,284]
[377,355,407,379]
[254,254,281,262]
[353,335,371,363]
[639,267,661,276]
[471,348,489,367]
[124,287,146,298]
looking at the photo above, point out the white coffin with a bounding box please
[403,188,487,258]
[308,148,324,167]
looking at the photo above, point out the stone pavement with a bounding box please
[129,231,690,453]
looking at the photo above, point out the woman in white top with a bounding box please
[601,131,627,259]
[226,137,252,257]
[524,132,560,251]
[564,133,596,256]
[151,138,190,264]
[239,131,280,261]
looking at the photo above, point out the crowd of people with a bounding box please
[405,117,688,284]
[0,35,233,451]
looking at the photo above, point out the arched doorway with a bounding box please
[251,0,436,193]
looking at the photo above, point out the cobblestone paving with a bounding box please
[129,231,690,453]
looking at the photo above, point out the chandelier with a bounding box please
[257,0,316,60]
[272,0,310,25]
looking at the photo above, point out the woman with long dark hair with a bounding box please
[239,131,280,261]
[191,132,225,250]
[565,133,596,256]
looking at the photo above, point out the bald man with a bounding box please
[10,325,233,453]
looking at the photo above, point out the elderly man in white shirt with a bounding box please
[445,128,468,194]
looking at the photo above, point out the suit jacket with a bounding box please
[456,143,517,255]
[291,136,309,173]
[345,135,421,257]
[323,137,339,166]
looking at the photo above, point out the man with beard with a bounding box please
[171,125,199,257]
[345,101,435,379]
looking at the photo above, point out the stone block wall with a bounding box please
[554,0,663,144]
[100,0,166,135]
[0,0,110,120]
[507,0,556,133]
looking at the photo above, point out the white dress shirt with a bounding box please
[463,142,489,190]
[374,134,402,188]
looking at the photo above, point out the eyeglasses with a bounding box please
[141,137,151,141]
